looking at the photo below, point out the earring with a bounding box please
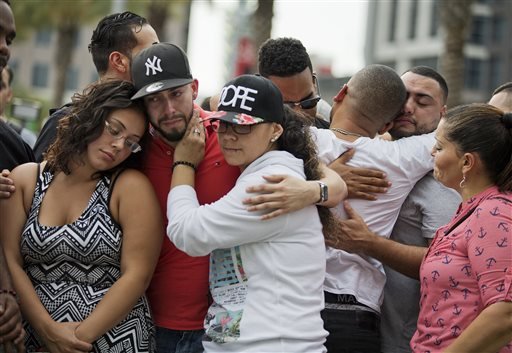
[270,137,276,142]
[459,175,466,188]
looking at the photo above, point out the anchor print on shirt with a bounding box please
[496,280,506,293]
[497,222,509,233]
[461,288,471,300]
[416,192,512,352]
[442,254,452,264]
[441,289,451,301]
[436,318,445,328]
[489,206,500,216]
[461,264,472,277]
[448,276,459,288]
[486,257,497,269]
[496,237,508,247]
[451,325,462,337]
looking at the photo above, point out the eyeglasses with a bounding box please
[104,120,142,153]
[212,120,259,135]
[284,74,322,110]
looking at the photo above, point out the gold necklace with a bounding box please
[330,127,363,138]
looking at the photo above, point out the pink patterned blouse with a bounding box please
[411,186,512,353]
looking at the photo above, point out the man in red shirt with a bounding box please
[131,42,345,353]
[131,42,240,353]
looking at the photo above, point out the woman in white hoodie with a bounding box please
[167,74,346,353]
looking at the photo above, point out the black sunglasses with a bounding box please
[284,74,322,110]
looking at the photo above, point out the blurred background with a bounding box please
[5,0,512,134]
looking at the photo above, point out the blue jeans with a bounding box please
[155,326,204,353]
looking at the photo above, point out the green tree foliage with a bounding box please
[11,1,112,107]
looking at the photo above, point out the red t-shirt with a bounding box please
[142,107,240,330]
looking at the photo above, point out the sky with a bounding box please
[188,0,368,99]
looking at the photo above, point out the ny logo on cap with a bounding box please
[145,56,163,76]
[219,85,258,112]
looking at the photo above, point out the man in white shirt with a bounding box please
[311,64,436,353]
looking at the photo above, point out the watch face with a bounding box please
[322,183,328,201]
[319,182,328,203]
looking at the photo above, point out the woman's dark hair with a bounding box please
[444,103,512,192]
[277,106,339,236]
[45,80,149,177]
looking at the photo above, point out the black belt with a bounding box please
[324,292,361,305]
[323,292,380,331]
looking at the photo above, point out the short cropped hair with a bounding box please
[349,64,407,125]
[89,11,148,75]
[258,37,313,78]
[404,66,449,104]
[492,82,512,96]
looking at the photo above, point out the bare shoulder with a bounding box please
[113,168,152,191]
[5,163,39,210]
[10,162,39,186]
[109,169,161,227]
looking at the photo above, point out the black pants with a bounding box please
[322,293,381,353]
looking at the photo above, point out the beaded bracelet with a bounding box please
[0,289,18,301]
[172,160,196,171]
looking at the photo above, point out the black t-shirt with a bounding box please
[33,104,71,162]
[0,120,35,171]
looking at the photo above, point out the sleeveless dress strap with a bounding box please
[106,169,126,206]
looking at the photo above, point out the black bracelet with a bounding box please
[172,160,196,171]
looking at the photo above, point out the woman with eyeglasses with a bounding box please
[0,80,162,353]
[166,75,346,352]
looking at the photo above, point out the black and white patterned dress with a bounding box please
[21,168,155,352]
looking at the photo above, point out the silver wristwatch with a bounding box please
[317,181,328,204]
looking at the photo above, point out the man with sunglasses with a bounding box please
[258,37,331,128]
